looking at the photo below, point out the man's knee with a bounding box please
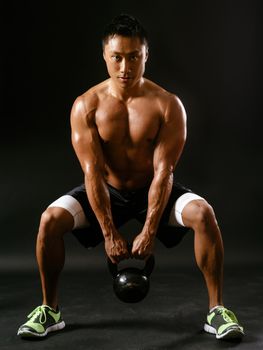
[182,199,218,230]
[38,207,74,239]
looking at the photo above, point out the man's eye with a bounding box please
[112,56,121,61]
[130,56,138,61]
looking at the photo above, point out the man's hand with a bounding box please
[105,232,130,264]
[131,231,154,260]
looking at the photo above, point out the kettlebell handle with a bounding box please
[142,254,155,277]
[107,254,155,278]
[107,258,118,278]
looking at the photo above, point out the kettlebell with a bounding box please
[107,255,155,303]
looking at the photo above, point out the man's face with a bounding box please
[103,35,148,89]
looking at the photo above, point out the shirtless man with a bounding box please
[17,14,244,340]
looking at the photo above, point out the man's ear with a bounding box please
[145,46,149,62]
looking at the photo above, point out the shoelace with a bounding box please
[27,306,48,325]
[217,307,238,323]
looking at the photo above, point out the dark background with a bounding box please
[1,0,262,270]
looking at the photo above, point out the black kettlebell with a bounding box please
[107,255,155,303]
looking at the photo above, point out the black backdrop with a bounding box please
[1,0,262,267]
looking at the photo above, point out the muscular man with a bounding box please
[17,14,244,340]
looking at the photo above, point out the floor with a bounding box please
[1,256,262,350]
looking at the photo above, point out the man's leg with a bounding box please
[180,199,223,309]
[37,207,74,310]
[17,194,86,338]
[179,198,244,339]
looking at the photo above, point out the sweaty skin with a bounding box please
[71,35,186,263]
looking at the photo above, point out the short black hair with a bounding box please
[102,14,148,49]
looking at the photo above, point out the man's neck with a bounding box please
[108,78,145,102]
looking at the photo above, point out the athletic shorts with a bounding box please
[49,181,204,248]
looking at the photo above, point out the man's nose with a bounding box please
[120,59,131,74]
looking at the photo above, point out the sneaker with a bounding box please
[204,306,244,340]
[17,305,65,338]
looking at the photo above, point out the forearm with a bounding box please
[84,172,116,239]
[143,171,174,236]
[85,172,129,262]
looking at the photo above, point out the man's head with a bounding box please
[102,14,149,51]
[102,15,149,90]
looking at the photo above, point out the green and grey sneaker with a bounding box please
[17,305,65,338]
[204,306,244,340]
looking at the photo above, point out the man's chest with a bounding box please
[95,99,162,145]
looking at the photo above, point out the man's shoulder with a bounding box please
[144,79,179,101]
[72,80,110,118]
[78,80,109,106]
[144,79,183,111]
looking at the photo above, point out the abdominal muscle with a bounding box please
[103,146,154,190]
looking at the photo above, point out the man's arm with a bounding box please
[70,94,129,263]
[132,95,187,258]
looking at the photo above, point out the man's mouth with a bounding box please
[118,76,132,81]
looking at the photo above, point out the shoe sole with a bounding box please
[17,321,66,338]
[204,323,244,340]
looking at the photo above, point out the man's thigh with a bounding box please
[51,184,134,248]
[156,182,204,248]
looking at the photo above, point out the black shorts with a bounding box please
[67,180,193,248]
